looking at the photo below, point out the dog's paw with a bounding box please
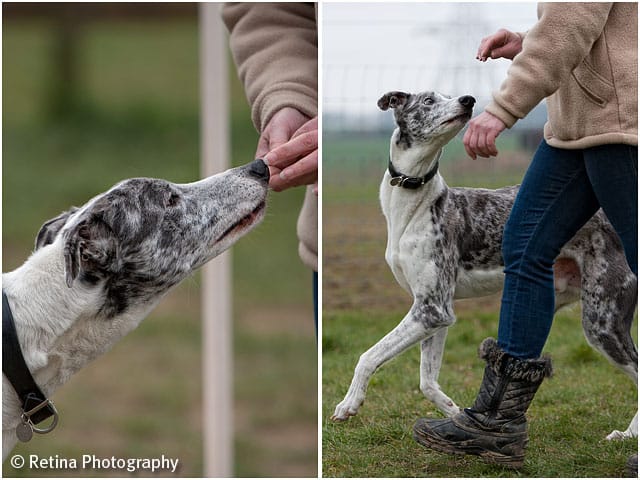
[331,401,360,422]
[330,413,350,422]
[426,392,461,417]
[442,404,462,417]
[606,429,633,441]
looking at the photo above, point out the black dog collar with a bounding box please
[388,151,441,189]
[3,290,59,442]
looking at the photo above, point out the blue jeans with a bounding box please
[498,141,638,359]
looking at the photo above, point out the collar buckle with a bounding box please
[23,398,59,435]
[388,150,442,189]
[389,176,406,187]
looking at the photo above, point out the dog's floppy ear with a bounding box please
[63,212,120,288]
[378,91,410,111]
[35,207,79,250]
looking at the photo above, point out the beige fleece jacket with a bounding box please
[222,3,318,271]
[486,2,637,149]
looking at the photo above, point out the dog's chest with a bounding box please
[381,180,511,299]
[382,185,445,294]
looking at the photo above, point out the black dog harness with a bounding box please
[388,150,442,189]
[3,290,59,442]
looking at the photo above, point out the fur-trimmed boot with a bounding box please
[413,338,553,469]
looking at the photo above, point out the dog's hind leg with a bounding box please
[553,257,581,310]
[420,328,461,417]
[581,256,637,440]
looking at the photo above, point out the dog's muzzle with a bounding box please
[458,95,476,108]
[249,159,270,181]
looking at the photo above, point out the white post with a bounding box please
[200,4,232,477]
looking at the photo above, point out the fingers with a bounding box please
[255,119,294,160]
[477,31,504,61]
[476,36,493,62]
[463,128,477,160]
[269,150,318,191]
[490,44,515,60]
[475,132,499,158]
[263,116,318,191]
[476,29,517,61]
[486,131,499,157]
[264,130,317,170]
[253,110,318,192]
[266,122,293,152]
[255,107,311,160]
[292,116,318,139]
[255,134,270,160]
[463,112,506,159]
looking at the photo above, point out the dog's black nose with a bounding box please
[249,159,270,181]
[459,95,476,108]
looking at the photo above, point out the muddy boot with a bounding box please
[413,338,553,469]
[626,454,638,477]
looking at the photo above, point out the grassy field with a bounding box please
[3,18,316,478]
[322,136,638,477]
[323,307,637,478]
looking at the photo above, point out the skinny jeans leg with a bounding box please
[497,141,637,359]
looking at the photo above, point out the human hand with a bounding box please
[258,109,318,193]
[463,111,507,160]
[476,28,523,61]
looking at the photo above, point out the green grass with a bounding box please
[3,18,315,477]
[322,308,637,477]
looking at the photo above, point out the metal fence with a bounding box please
[322,3,542,311]
[323,2,538,131]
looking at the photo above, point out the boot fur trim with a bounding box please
[478,338,553,382]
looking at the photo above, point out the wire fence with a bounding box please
[323,2,538,129]
[322,4,542,311]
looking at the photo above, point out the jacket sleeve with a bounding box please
[486,2,613,127]
[222,2,318,132]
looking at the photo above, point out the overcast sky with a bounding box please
[323,2,537,116]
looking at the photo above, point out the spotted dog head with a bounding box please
[378,90,475,150]
[35,159,269,319]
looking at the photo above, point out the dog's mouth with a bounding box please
[216,201,266,243]
[441,111,472,126]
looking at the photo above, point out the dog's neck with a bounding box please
[2,239,154,446]
[389,128,442,179]
[381,130,449,236]
[3,242,99,374]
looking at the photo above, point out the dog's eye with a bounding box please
[423,97,435,106]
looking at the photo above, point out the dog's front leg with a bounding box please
[419,328,461,417]
[331,310,430,422]
[606,412,638,441]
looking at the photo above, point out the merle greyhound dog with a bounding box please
[2,160,269,459]
[331,90,638,442]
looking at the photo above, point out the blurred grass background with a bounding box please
[3,6,316,477]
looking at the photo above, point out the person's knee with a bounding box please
[501,216,525,271]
